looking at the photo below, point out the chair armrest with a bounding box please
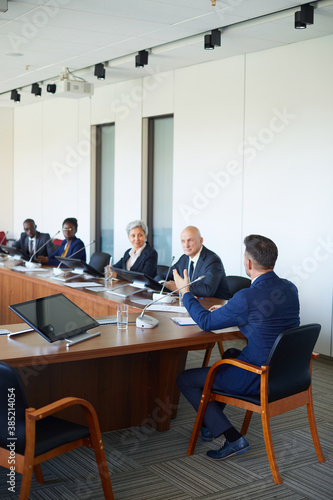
[26,397,96,421]
[209,358,265,377]
[200,358,266,399]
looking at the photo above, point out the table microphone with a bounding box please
[136,275,205,329]
[25,230,61,268]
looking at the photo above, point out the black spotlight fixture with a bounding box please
[94,63,105,80]
[46,83,56,94]
[10,89,20,103]
[135,50,149,68]
[295,4,314,29]
[204,29,221,50]
[31,83,42,97]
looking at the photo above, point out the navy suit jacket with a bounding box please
[13,231,53,259]
[157,245,230,299]
[47,237,86,266]
[183,271,300,395]
[114,242,157,278]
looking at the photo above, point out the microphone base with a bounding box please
[152,293,176,303]
[136,314,159,329]
[25,261,42,269]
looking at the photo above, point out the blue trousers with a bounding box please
[177,348,241,437]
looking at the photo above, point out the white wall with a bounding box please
[1,34,332,355]
[0,108,14,238]
[243,37,333,355]
[13,99,92,248]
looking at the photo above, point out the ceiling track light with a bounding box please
[31,83,42,97]
[10,89,20,103]
[295,4,314,29]
[46,83,57,94]
[204,29,221,50]
[94,63,105,80]
[135,50,149,68]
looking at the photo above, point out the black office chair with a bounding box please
[187,324,325,484]
[203,275,251,366]
[156,264,169,276]
[89,252,111,274]
[226,275,251,297]
[0,362,114,499]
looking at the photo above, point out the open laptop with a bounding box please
[9,293,100,344]
[56,256,104,277]
[0,244,29,261]
[109,266,172,297]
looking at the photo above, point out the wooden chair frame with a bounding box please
[0,397,114,500]
[186,354,325,484]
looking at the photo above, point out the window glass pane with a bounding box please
[151,117,173,265]
[98,124,115,257]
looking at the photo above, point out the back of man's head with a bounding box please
[244,234,278,270]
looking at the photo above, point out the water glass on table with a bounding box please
[117,304,128,329]
[104,265,112,289]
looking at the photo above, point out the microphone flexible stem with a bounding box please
[29,230,60,262]
[56,240,96,269]
[160,255,175,295]
[140,275,205,317]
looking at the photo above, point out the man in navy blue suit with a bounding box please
[13,219,54,260]
[174,234,300,461]
[156,226,230,299]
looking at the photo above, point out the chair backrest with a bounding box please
[89,252,111,274]
[266,323,321,402]
[0,362,28,454]
[226,275,251,297]
[156,264,169,276]
[0,231,7,246]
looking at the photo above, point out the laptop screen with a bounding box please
[9,293,99,343]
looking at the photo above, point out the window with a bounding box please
[146,115,174,265]
[95,124,115,257]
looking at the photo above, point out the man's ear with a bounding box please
[247,258,253,270]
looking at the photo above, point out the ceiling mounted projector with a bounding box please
[55,79,94,98]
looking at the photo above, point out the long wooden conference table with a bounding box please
[0,263,244,432]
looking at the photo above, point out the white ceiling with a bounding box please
[1,0,333,106]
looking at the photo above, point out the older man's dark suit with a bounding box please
[13,231,53,259]
[157,245,230,299]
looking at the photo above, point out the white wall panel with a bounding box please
[14,103,44,235]
[142,71,174,118]
[90,84,116,125]
[0,108,14,237]
[243,36,333,355]
[113,79,144,262]
[173,57,245,275]
[41,98,91,250]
